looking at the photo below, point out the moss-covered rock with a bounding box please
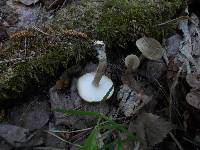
[0,0,102,104]
[97,0,184,49]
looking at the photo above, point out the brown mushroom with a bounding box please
[125,54,140,73]
[136,36,164,61]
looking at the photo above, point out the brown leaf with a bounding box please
[186,90,200,109]
[186,73,200,89]
[129,113,172,148]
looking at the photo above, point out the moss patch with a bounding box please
[97,0,184,49]
[0,0,102,104]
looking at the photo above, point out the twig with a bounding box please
[169,63,184,122]
[48,0,59,9]
[169,132,184,150]
[49,127,92,133]
[60,0,67,9]
[33,147,65,150]
[183,137,200,147]
[155,16,189,26]
[44,131,82,148]
[32,26,51,36]
[0,56,33,64]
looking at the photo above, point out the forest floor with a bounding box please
[1,0,200,150]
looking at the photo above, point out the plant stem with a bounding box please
[92,60,107,87]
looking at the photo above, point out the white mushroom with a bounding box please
[77,41,114,102]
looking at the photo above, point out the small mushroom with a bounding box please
[77,41,114,102]
[125,54,140,72]
[122,54,141,91]
[136,36,164,61]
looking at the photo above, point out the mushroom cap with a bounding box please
[125,54,140,70]
[77,73,114,102]
[136,37,163,60]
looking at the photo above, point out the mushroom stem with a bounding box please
[139,55,144,62]
[92,60,107,87]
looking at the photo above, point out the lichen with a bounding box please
[97,0,184,49]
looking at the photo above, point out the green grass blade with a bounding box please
[101,85,114,102]
[81,127,98,150]
[98,121,128,132]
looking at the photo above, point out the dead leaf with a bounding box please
[165,34,182,58]
[129,113,172,148]
[186,73,200,89]
[189,13,200,56]
[186,89,200,109]
[0,124,43,147]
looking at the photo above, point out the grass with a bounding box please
[56,108,137,150]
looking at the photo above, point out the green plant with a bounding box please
[56,108,137,150]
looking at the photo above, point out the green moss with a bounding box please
[97,0,184,49]
[0,35,93,103]
[46,0,103,39]
[0,0,101,104]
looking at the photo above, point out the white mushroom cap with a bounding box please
[77,73,114,102]
[136,37,163,60]
[125,54,140,70]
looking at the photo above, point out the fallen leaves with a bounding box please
[129,113,173,148]
[186,89,200,109]
[186,73,200,109]
[186,73,200,89]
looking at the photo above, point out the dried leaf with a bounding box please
[189,13,200,56]
[186,73,200,89]
[165,34,182,58]
[186,90,200,109]
[129,113,172,148]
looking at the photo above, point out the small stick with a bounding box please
[155,16,189,27]
[45,131,82,148]
[49,127,93,133]
[169,132,184,150]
